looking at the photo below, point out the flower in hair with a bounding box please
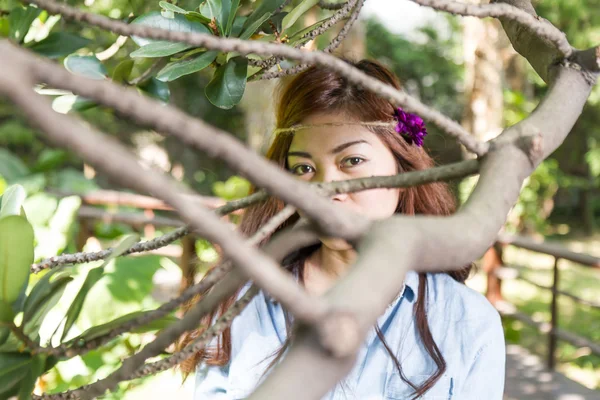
[393,107,427,147]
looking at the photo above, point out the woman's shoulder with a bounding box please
[425,271,501,325]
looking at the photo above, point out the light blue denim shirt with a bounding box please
[194,270,506,399]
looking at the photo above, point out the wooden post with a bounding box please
[482,242,504,305]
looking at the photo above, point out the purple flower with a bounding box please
[393,107,428,147]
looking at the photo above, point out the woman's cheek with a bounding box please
[351,189,399,219]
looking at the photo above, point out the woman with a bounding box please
[179,59,506,399]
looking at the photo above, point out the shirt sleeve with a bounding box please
[457,314,506,400]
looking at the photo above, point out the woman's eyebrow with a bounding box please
[287,150,312,159]
[330,140,370,154]
[287,140,370,159]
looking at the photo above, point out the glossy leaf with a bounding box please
[8,5,41,43]
[130,41,193,58]
[139,78,170,102]
[0,353,31,398]
[239,12,271,40]
[17,354,45,400]
[22,275,70,340]
[64,55,107,80]
[111,59,135,83]
[23,269,72,326]
[185,11,212,25]
[287,16,328,45]
[241,0,286,34]
[27,32,90,59]
[51,95,96,114]
[66,310,178,346]
[159,1,187,14]
[131,12,210,47]
[281,0,319,32]
[205,56,248,109]
[0,216,34,305]
[60,266,105,341]
[156,50,218,82]
[0,184,26,218]
[0,149,29,182]
[226,0,241,36]
[58,234,137,341]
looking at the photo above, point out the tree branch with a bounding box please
[23,0,487,156]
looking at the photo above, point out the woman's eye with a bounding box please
[291,164,314,175]
[341,157,365,168]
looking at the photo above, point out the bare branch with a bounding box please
[23,0,487,156]
[410,0,572,58]
[0,43,326,332]
[570,46,600,75]
[257,0,366,80]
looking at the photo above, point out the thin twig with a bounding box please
[23,0,488,156]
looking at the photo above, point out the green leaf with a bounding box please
[130,41,193,58]
[206,0,230,36]
[131,12,211,47]
[287,16,328,45]
[205,56,247,109]
[32,148,69,172]
[51,95,96,114]
[0,326,9,346]
[185,11,212,25]
[139,78,170,102]
[23,269,72,326]
[0,300,14,323]
[241,0,286,34]
[0,353,31,398]
[64,55,107,80]
[157,50,218,82]
[230,15,247,37]
[59,234,137,341]
[27,32,90,59]
[259,11,287,34]
[23,193,57,226]
[48,195,81,234]
[159,1,187,14]
[111,59,135,84]
[0,216,34,305]
[0,184,26,218]
[8,5,41,43]
[60,266,104,341]
[0,149,29,182]
[281,0,319,32]
[17,354,45,400]
[22,272,71,340]
[226,0,241,36]
[66,310,178,345]
[239,12,271,40]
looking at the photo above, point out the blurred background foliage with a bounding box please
[0,0,598,397]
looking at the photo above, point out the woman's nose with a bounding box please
[316,168,348,202]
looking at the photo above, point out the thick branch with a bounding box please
[24,0,487,156]
[0,46,326,335]
[248,4,596,400]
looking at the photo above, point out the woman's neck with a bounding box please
[303,244,357,296]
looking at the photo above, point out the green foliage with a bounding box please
[212,175,251,200]
[205,56,248,109]
[27,32,91,59]
[0,215,34,307]
[157,50,218,81]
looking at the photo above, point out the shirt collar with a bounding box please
[267,269,419,306]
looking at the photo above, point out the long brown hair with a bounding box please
[177,58,471,398]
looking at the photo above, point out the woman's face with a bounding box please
[287,112,400,249]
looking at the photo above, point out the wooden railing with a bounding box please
[483,233,600,371]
